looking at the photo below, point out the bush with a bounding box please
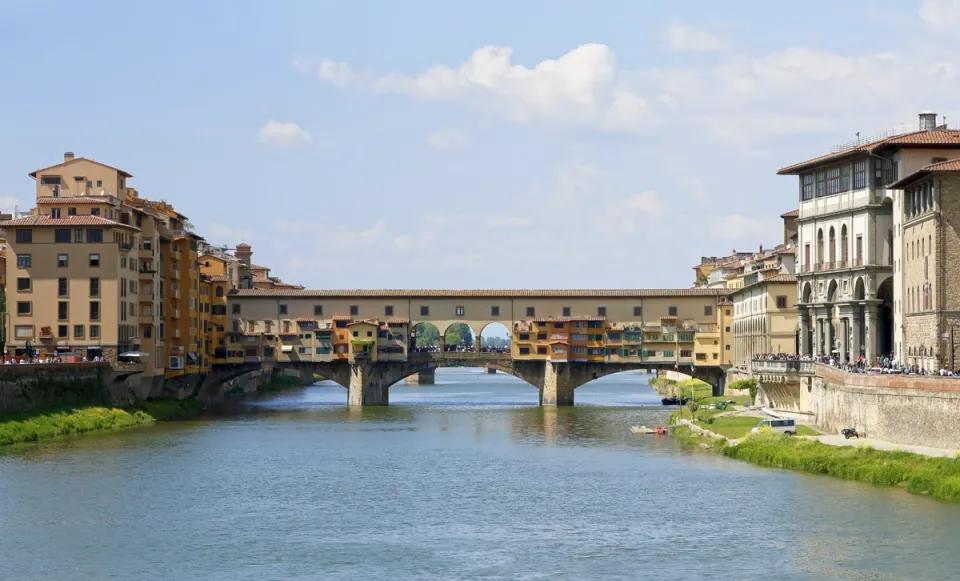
[687,400,699,413]
[729,378,758,403]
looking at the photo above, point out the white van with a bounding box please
[751,417,796,436]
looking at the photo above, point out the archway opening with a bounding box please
[575,369,665,406]
[411,322,441,353]
[478,322,511,354]
[443,322,474,353]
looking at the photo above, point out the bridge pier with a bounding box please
[540,362,575,406]
[404,369,436,385]
[348,363,390,406]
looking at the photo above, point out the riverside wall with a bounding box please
[0,363,167,414]
[792,366,960,449]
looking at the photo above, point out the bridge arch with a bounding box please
[411,322,442,351]
[478,322,511,352]
[443,322,474,351]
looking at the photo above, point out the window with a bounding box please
[704,306,713,316]
[143,326,152,338]
[815,171,826,197]
[89,301,100,321]
[17,254,30,268]
[41,176,62,185]
[352,331,359,337]
[801,174,814,201]
[279,304,288,315]
[597,306,606,317]
[537,333,547,340]
[856,236,863,264]
[16,278,30,292]
[14,326,32,339]
[680,349,692,358]
[491,306,500,317]
[90,325,99,339]
[420,305,429,316]
[55,229,71,243]
[668,306,678,317]
[16,301,31,315]
[86,229,103,243]
[91,208,100,216]
[232,304,241,315]
[96,180,103,187]
[50,208,61,219]
[366,331,373,337]
[385,305,394,317]
[349,305,358,316]
[563,307,571,317]
[15,229,32,243]
[634,306,642,317]
[537,346,548,355]
[88,277,99,297]
[455,306,465,316]
[526,307,535,317]
[56,254,68,268]
[776,296,788,309]
[89,254,100,267]
[519,347,530,355]
[58,325,68,338]
[56,301,68,320]
[853,160,868,189]
[519,333,530,341]
[58,278,68,297]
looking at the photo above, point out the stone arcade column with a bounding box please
[541,362,575,406]
[839,318,848,363]
[348,362,389,406]
[865,303,879,365]
[799,309,810,357]
[851,312,862,362]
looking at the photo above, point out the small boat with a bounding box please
[631,425,669,435]
[661,397,690,406]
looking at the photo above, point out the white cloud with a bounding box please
[314,44,652,132]
[488,216,531,229]
[710,214,779,242]
[427,128,471,150]
[665,22,729,52]
[257,120,312,147]
[919,0,960,31]
[0,196,20,212]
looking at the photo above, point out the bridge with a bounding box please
[204,287,734,406]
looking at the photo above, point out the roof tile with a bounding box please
[37,196,117,205]
[0,215,139,230]
[778,129,960,174]
[228,288,733,298]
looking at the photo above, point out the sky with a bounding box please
[2,0,960,289]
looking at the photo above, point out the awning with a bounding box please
[187,352,198,361]
[281,345,294,353]
[119,351,150,358]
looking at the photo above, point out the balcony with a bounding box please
[119,241,133,251]
[750,359,815,375]
[173,289,180,299]
[172,309,181,319]
[172,270,180,280]
[139,292,154,303]
[139,314,154,325]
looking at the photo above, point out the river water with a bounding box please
[1,369,959,580]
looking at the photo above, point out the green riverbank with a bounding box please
[675,425,960,503]
[0,398,205,446]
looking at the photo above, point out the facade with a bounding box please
[225,289,734,369]
[731,274,798,366]
[889,160,960,370]
[781,112,960,363]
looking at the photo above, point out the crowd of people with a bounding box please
[4,354,107,365]
[751,352,960,377]
[410,345,511,354]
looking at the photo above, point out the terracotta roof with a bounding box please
[764,273,797,283]
[228,288,733,298]
[331,315,352,321]
[780,209,799,218]
[29,156,133,179]
[888,158,960,189]
[205,275,230,282]
[236,243,251,249]
[778,129,960,174]
[37,196,117,205]
[0,215,139,230]
[533,315,605,322]
[250,264,270,271]
[386,318,410,324]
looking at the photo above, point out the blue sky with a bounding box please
[2,0,958,289]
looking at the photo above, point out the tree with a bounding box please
[414,323,440,347]
[445,323,473,347]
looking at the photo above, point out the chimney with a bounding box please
[63,151,75,162]
[919,111,937,131]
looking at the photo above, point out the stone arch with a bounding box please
[477,322,511,353]
[853,277,866,301]
[877,277,894,357]
[827,279,839,303]
[411,322,442,352]
[443,322,474,351]
[801,282,813,304]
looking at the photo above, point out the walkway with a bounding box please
[808,434,958,458]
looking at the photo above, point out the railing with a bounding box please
[750,359,816,374]
[408,351,512,362]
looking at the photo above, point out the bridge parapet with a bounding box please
[751,360,815,376]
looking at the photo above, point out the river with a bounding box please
[1,369,959,580]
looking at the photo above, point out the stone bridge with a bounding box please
[204,353,727,406]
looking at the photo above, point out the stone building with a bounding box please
[731,274,798,366]
[779,112,960,363]
[889,159,960,370]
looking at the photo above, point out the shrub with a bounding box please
[729,378,758,403]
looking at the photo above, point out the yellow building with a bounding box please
[731,274,799,366]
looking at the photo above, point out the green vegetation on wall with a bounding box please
[729,378,758,403]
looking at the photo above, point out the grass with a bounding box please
[0,398,205,446]
[651,378,713,401]
[693,416,820,439]
[723,431,960,503]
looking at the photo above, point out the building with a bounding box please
[225,289,734,369]
[889,160,960,370]
[780,111,960,363]
[731,274,798,366]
